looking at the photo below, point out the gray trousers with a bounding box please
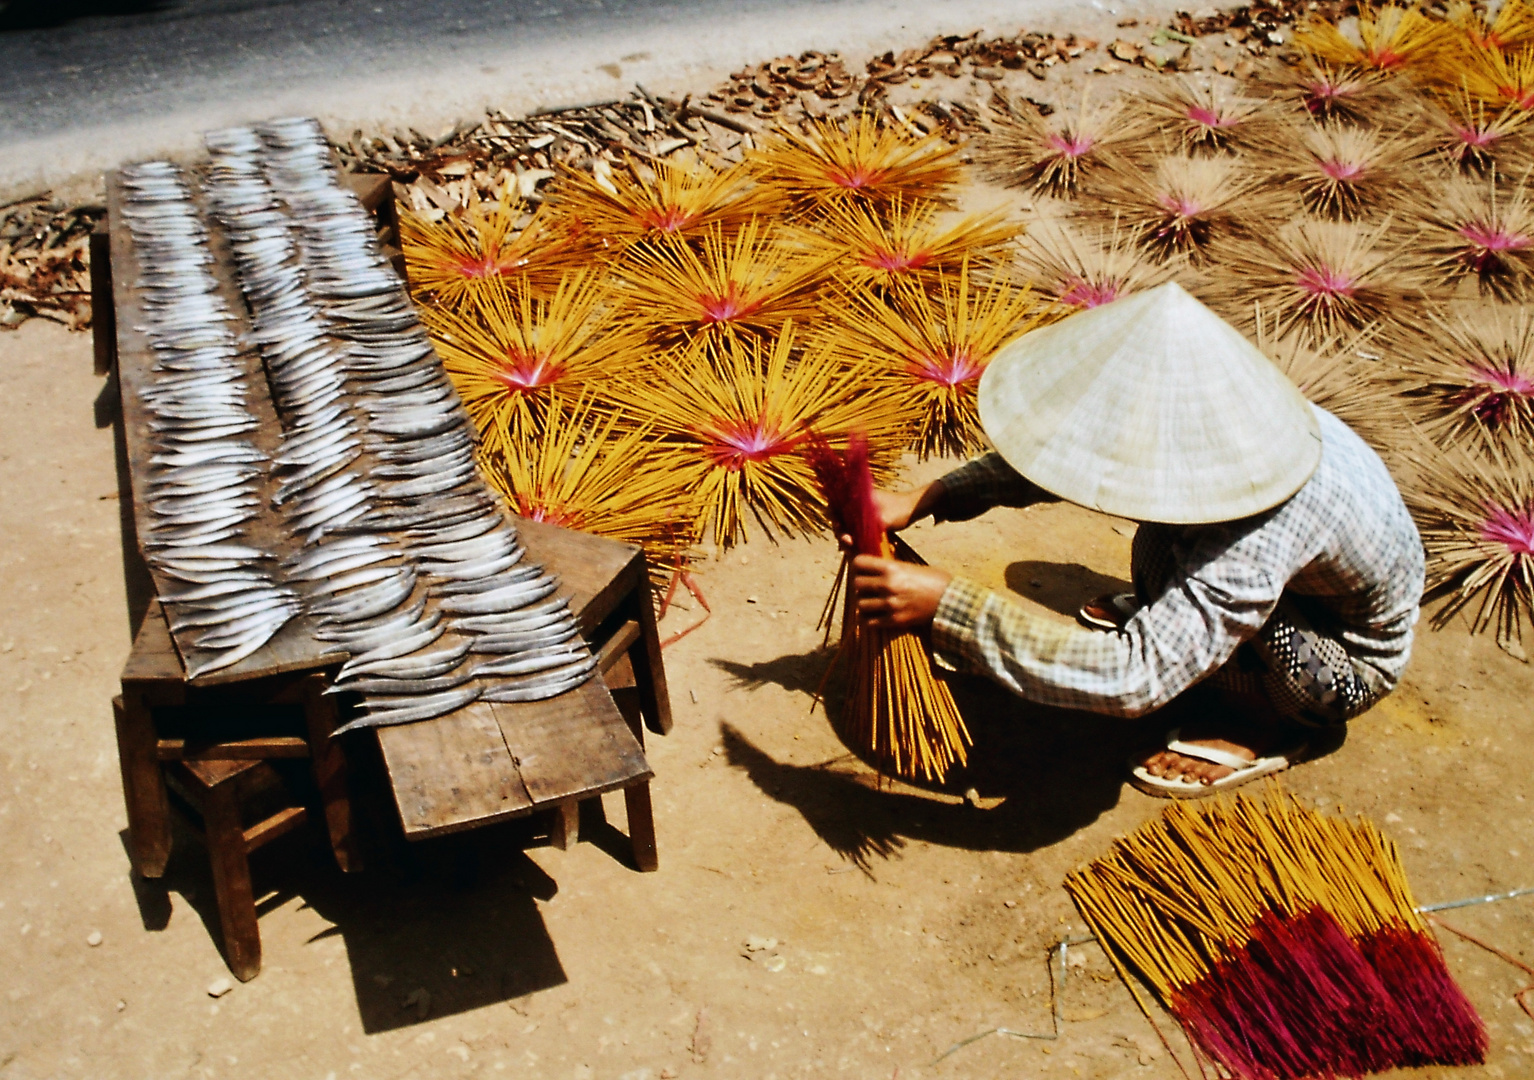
[1132,526,1379,726]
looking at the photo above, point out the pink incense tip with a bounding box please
[700,417,795,472]
[1496,84,1534,109]
[517,497,576,527]
[453,254,503,280]
[1366,45,1406,70]
[1295,265,1358,298]
[695,283,764,324]
[907,347,983,388]
[1456,222,1532,271]
[1451,124,1501,149]
[1319,157,1366,181]
[1045,131,1095,159]
[1186,104,1239,129]
[861,246,933,273]
[493,349,564,392]
[641,205,697,233]
[824,165,889,190]
[1480,502,1534,555]
[1157,193,1204,218]
[1058,276,1122,307]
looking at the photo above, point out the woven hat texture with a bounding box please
[978,282,1322,524]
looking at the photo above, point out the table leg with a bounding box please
[114,692,172,878]
[624,783,659,872]
[201,777,262,982]
[550,800,580,850]
[625,573,673,737]
[298,676,362,873]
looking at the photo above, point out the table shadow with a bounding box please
[121,768,573,1033]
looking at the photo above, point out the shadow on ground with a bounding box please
[717,653,1187,870]
[122,772,582,1033]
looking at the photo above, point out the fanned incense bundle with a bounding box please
[805,433,970,783]
[1442,0,1534,52]
[789,197,1019,292]
[1251,58,1398,122]
[1132,77,1269,154]
[1204,217,1414,335]
[617,220,826,345]
[1016,217,1182,309]
[747,113,963,214]
[626,323,904,549]
[546,153,783,246]
[399,197,594,306]
[1425,90,1530,175]
[1264,120,1417,220]
[1087,152,1271,260]
[819,262,1046,457]
[1385,303,1534,450]
[979,90,1134,196]
[1065,785,1486,1080]
[1256,313,1394,453]
[422,272,643,455]
[1414,171,1534,299]
[478,396,697,574]
[1294,3,1446,72]
[1404,434,1534,639]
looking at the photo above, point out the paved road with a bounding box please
[0,0,1139,195]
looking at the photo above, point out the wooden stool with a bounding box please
[115,603,360,883]
[161,756,310,981]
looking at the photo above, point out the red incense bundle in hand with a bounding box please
[805,433,971,783]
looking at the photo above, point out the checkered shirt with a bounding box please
[929,407,1425,717]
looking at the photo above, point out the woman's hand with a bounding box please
[851,555,953,629]
[838,480,947,550]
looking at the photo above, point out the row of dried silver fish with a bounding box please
[204,118,595,733]
[120,161,299,679]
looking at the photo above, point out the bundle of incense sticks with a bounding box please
[805,433,971,783]
[1065,783,1486,1079]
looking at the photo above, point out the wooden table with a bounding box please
[99,164,671,878]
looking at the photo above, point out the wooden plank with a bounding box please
[375,700,532,837]
[242,806,309,852]
[90,222,116,376]
[106,174,348,686]
[596,620,641,673]
[157,737,309,761]
[492,676,651,808]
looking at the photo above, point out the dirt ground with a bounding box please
[3,297,1534,1080]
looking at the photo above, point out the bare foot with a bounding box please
[1138,735,1258,786]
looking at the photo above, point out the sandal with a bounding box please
[1079,592,1140,631]
[1128,726,1307,800]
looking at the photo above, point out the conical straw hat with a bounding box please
[978,282,1322,524]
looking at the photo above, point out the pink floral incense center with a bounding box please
[1364,45,1406,71]
[907,347,983,388]
[861,245,934,273]
[641,204,697,233]
[1320,157,1366,181]
[1480,502,1534,555]
[695,282,765,324]
[1451,124,1502,150]
[1458,363,1534,424]
[1295,265,1358,302]
[1045,132,1095,159]
[1058,276,1122,307]
[515,495,579,528]
[494,347,564,392]
[1157,193,1204,219]
[1302,80,1354,114]
[453,253,505,279]
[1456,222,1532,271]
[1186,105,1239,129]
[699,417,796,471]
[823,164,890,190]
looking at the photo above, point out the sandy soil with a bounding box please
[2,303,1533,1080]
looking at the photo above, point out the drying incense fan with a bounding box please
[544,152,784,247]
[787,197,1020,293]
[420,272,644,456]
[805,433,971,784]
[1411,170,1534,300]
[1294,3,1446,73]
[817,261,1046,458]
[1082,150,1275,261]
[618,322,905,550]
[1016,216,1183,310]
[977,90,1136,197]
[747,113,964,215]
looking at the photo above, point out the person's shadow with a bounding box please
[713,611,1184,872]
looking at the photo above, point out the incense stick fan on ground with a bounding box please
[1067,783,1486,1080]
[805,433,971,785]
